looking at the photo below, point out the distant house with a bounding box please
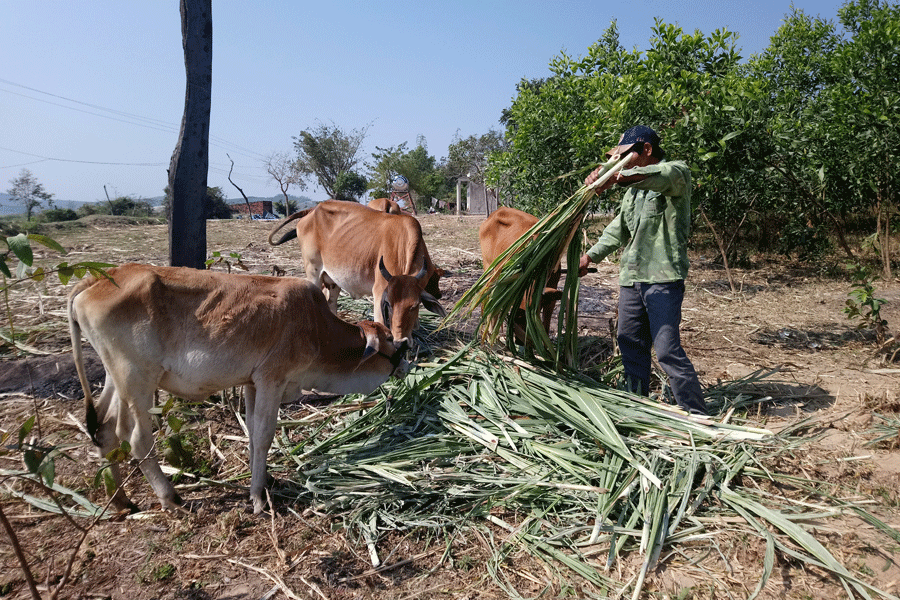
[229,200,278,220]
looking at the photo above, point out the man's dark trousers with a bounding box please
[617,281,708,414]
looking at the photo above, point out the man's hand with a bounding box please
[578,253,593,277]
[584,166,602,187]
[585,166,621,191]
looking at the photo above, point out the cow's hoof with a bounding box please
[160,493,188,513]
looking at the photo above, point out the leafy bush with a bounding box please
[109,196,153,217]
[40,208,79,223]
[844,262,888,343]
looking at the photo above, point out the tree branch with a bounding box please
[227,154,253,217]
[699,205,736,293]
[0,503,42,600]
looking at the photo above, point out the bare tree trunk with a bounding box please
[168,0,212,268]
[877,187,893,281]
[0,504,41,600]
[227,154,253,215]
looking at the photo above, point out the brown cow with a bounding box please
[367,197,403,214]
[68,263,409,514]
[268,200,445,344]
[479,207,563,345]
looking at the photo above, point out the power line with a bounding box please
[0,77,178,128]
[0,145,166,167]
[0,78,272,163]
[0,159,49,169]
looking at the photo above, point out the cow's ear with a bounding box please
[380,295,393,322]
[360,324,380,361]
[420,292,446,317]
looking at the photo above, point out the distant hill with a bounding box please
[0,193,317,217]
[0,193,99,216]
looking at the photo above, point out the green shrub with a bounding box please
[40,208,79,222]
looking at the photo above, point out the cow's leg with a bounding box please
[246,384,284,514]
[243,383,257,475]
[125,400,182,510]
[91,376,139,512]
[321,273,341,314]
[114,371,182,511]
[540,289,563,338]
[304,259,341,314]
[372,280,387,326]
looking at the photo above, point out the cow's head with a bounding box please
[378,257,446,342]
[358,320,411,378]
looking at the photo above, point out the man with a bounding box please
[578,125,709,416]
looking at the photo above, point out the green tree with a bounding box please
[273,198,299,216]
[107,196,154,217]
[747,6,848,258]
[77,202,104,218]
[333,170,368,201]
[443,129,506,184]
[488,4,900,269]
[164,186,231,219]
[825,0,900,277]
[746,0,900,269]
[204,186,232,219]
[486,23,640,215]
[487,19,755,227]
[41,207,79,222]
[293,122,369,198]
[6,169,53,221]
[368,140,448,212]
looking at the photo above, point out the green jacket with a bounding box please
[585,160,692,286]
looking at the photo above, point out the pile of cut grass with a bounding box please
[263,308,899,599]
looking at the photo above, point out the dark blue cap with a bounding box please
[607,125,661,156]
[619,125,659,146]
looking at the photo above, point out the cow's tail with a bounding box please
[267,207,315,246]
[68,278,101,445]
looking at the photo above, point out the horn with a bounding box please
[379,256,393,281]
[414,263,428,280]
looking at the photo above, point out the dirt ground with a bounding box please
[0,213,898,599]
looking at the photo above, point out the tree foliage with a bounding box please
[6,169,53,221]
[204,186,232,219]
[108,196,154,217]
[333,170,368,201]
[487,1,900,273]
[443,129,506,184]
[367,139,448,212]
[293,122,369,198]
[164,186,231,220]
[40,208,79,223]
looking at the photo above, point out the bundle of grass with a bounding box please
[444,153,634,369]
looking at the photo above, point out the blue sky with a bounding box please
[2,0,847,205]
